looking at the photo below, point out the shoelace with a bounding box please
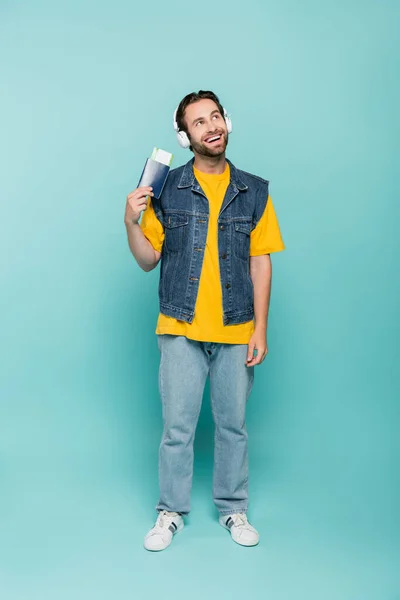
[231,513,249,528]
[153,510,179,533]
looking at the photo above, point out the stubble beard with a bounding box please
[190,132,229,157]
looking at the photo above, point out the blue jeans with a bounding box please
[156,334,254,516]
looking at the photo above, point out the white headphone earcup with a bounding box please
[224,109,232,134]
[177,130,191,149]
[174,108,191,148]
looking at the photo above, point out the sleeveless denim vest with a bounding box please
[151,157,269,325]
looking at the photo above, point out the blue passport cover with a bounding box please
[137,158,170,199]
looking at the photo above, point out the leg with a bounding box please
[209,343,254,515]
[156,335,209,515]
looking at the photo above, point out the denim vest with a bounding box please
[151,158,269,325]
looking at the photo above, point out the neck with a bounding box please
[193,152,226,174]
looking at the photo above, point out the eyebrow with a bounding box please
[191,109,220,126]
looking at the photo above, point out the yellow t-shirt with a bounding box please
[140,162,285,344]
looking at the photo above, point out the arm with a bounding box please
[124,186,161,272]
[246,254,272,366]
[124,222,161,272]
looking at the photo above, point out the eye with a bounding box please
[213,114,220,119]
[195,120,203,127]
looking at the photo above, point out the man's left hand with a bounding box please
[246,329,268,367]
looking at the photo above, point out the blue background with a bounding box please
[0,1,398,598]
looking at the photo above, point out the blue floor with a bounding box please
[0,450,396,600]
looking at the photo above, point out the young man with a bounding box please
[124,91,284,551]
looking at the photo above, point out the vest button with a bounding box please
[220,225,225,230]
[221,253,227,260]
[225,283,231,289]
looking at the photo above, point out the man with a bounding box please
[124,90,284,551]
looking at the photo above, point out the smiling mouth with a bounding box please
[204,133,223,145]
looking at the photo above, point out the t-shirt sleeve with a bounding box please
[250,195,285,256]
[140,198,165,252]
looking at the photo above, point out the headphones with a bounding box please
[173,106,233,149]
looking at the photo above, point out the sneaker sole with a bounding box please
[144,521,184,552]
[219,519,259,547]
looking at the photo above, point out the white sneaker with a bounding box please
[219,513,259,547]
[144,510,184,551]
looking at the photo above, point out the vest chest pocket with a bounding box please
[164,213,189,253]
[233,220,251,260]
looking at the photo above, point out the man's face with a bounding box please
[183,99,229,157]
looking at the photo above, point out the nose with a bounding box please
[205,121,223,136]
[206,120,217,132]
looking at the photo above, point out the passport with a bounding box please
[137,147,173,199]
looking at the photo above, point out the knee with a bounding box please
[214,415,247,438]
[162,422,196,447]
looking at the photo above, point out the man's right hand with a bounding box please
[124,186,154,225]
